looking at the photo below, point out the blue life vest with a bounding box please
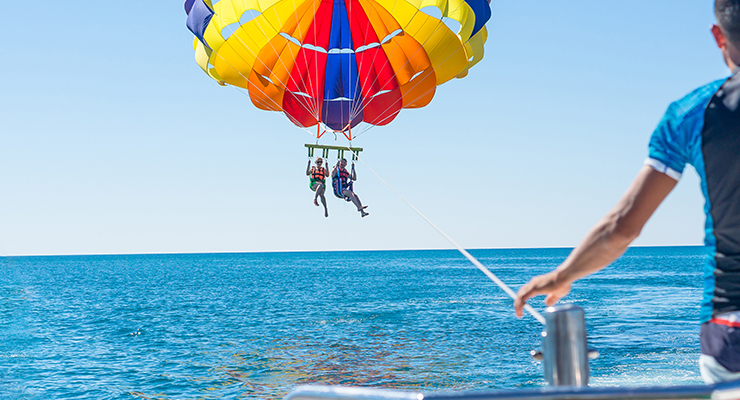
[332,168,352,201]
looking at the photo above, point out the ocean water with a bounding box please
[1,246,707,399]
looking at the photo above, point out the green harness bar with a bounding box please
[306,144,363,161]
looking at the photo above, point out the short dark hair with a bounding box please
[716,0,740,44]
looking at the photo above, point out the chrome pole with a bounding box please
[541,304,591,387]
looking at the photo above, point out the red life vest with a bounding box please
[337,168,350,186]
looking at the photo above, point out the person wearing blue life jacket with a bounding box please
[514,0,740,384]
[332,158,369,217]
[307,157,329,217]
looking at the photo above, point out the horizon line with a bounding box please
[0,244,705,258]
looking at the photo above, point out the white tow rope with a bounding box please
[348,148,546,325]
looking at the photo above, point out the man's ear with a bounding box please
[712,24,727,50]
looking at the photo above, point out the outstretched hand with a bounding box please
[514,270,572,318]
[513,166,679,319]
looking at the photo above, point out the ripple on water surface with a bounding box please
[0,247,705,399]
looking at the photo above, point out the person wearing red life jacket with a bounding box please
[332,159,369,217]
[306,157,329,217]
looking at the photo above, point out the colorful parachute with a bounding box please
[185,0,490,135]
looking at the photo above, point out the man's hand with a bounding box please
[513,165,678,319]
[514,271,572,318]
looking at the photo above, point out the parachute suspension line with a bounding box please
[211,52,283,112]
[347,2,388,123]
[204,0,482,135]
[348,0,446,122]
[360,78,438,128]
[205,19,273,92]
[342,81,439,141]
[250,13,319,119]
[232,85,286,121]
[345,14,473,141]
[348,147,546,325]
[203,16,293,114]
[350,62,449,136]
[345,4,473,141]
[252,3,321,120]
[333,30,474,141]
[231,85,315,135]
[347,0,363,123]
[208,8,320,124]
[350,0,477,129]
[346,0,360,132]
[286,0,321,120]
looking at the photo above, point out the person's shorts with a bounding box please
[701,311,740,384]
[310,179,324,191]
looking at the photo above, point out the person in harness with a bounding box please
[306,157,329,217]
[332,158,369,217]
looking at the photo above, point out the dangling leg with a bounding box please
[312,182,320,206]
[317,184,328,217]
[344,190,368,216]
[353,194,368,213]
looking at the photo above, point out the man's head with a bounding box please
[714,0,740,69]
[338,159,348,168]
[315,157,323,166]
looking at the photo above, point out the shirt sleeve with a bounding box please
[645,101,692,181]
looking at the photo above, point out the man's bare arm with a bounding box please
[514,165,678,317]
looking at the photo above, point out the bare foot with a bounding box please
[324,210,329,218]
[314,199,319,206]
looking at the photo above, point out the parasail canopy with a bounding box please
[185,0,491,133]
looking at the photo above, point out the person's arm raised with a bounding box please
[514,165,678,317]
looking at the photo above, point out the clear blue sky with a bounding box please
[0,1,728,256]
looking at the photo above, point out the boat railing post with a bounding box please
[539,304,594,387]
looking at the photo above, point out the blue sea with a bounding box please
[1,246,707,399]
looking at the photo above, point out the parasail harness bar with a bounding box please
[306,144,363,161]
